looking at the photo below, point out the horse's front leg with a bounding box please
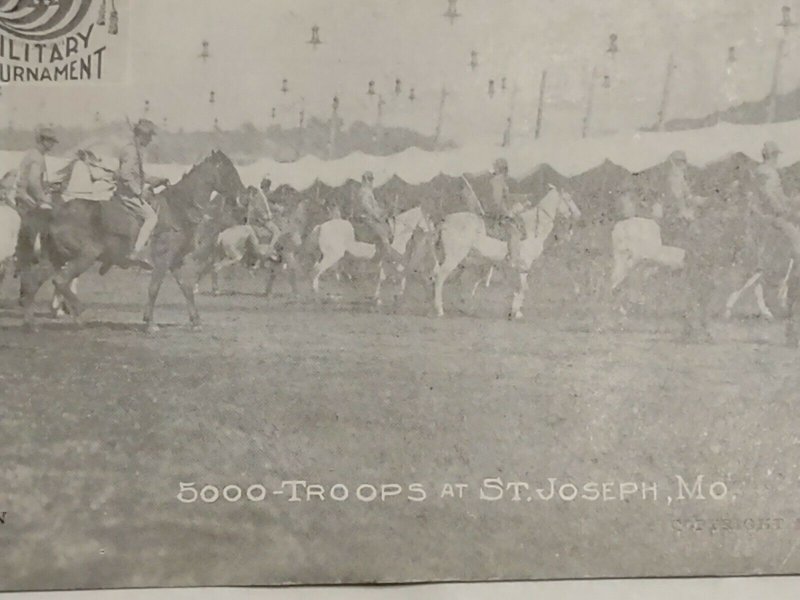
[374,263,386,307]
[509,270,529,320]
[143,261,169,334]
[284,251,301,296]
[173,264,202,331]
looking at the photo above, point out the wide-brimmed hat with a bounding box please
[133,118,157,136]
[668,150,687,163]
[35,127,58,143]
[762,140,782,157]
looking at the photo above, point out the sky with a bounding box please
[4,0,800,144]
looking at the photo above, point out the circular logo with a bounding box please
[0,0,94,42]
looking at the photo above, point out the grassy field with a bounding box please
[1,266,799,591]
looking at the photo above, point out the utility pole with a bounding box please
[433,86,448,145]
[327,95,339,160]
[535,69,547,139]
[502,84,518,146]
[582,67,597,138]
[656,54,675,131]
[375,94,386,153]
[768,38,786,123]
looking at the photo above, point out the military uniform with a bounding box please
[115,132,161,255]
[246,189,282,252]
[358,175,390,246]
[14,129,57,267]
[14,148,50,212]
[485,166,522,266]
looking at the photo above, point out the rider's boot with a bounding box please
[127,246,154,271]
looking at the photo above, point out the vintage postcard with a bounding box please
[2,0,800,592]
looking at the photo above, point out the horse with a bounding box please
[610,217,685,292]
[201,224,274,296]
[19,150,244,332]
[194,191,311,298]
[0,201,20,297]
[433,187,582,319]
[309,206,431,306]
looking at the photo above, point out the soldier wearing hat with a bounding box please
[486,157,523,268]
[14,127,59,265]
[659,149,701,223]
[15,127,58,211]
[752,140,800,344]
[358,170,403,262]
[245,176,283,256]
[754,141,798,220]
[115,118,170,267]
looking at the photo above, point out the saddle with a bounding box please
[98,199,142,239]
[484,214,525,241]
[352,216,393,246]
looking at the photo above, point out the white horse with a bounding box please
[0,202,21,296]
[610,217,685,291]
[311,206,430,304]
[433,187,582,319]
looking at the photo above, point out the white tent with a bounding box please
[2,120,800,192]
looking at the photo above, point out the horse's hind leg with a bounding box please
[312,249,344,295]
[754,283,774,321]
[173,265,201,331]
[724,272,761,320]
[434,256,462,317]
[51,279,78,318]
[52,257,94,320]
[20,262,56,331]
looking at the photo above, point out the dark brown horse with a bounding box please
[20,150,245,332]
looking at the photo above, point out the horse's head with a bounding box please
[207,149,245,200]
[551,186,582,221]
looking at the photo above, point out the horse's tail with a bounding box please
[432,218,446,268]
[302,224,322,263]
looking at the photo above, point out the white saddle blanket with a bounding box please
[62,160,115,202]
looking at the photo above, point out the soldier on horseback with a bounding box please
[358,171,403,261]
[115,118,170,268]
[250,176,283,255]
[485,158,524,269]
[754,141,800,231]
[14,127,58,266]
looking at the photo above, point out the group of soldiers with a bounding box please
[8,118,800,329]
[11,119,170,269]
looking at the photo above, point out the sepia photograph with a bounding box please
[2,0,800,592]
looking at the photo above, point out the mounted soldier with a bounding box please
[484,158,524,269]
[248,176,283,256]
[114,118,170,268]
[357,171,403,261]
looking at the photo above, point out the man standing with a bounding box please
[14,127,58,265]
[115,119,169,267]
[358,171,403,261]
[656,150,712,339]
[656,150,700,225]
[486,158,523,269]
[753,140,800,344]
